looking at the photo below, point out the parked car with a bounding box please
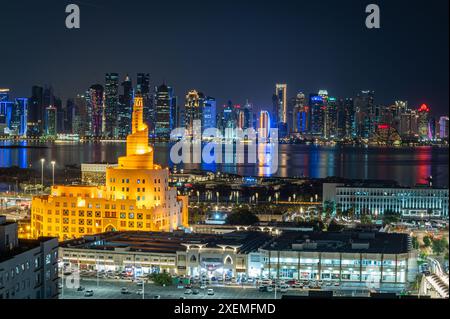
[184,289,193,295]
[153,295,161,299]
[280,285,289,293]
[259,286,268,292]
[120,287,130,294]
[77,286,85,292]
[192,289,200,295]
[84,290,94,297]
[207,288,215,295]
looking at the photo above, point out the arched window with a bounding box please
[224,256,233,265]
[190,255,197,262]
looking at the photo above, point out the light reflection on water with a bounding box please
[0,140,448,187]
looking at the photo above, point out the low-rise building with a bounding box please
[59,231,270,279]
[0,216,58,299]
[323,183,449,218]
[58,228,417,288]
[257,231,417,286]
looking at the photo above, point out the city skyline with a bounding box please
[0,0,448,303]
[0,0,448,114]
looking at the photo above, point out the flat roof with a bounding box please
[60,231,271,255]
[0,237,56,263]
[260,230,411,254]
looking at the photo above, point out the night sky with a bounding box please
[1,0,448,115]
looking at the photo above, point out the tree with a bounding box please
[382,210,401,225]
[431,238,448,256]
[412,236,419,250]
[149,272,172,286]
[360,214,372,225]
[323,201,335,219]
[226,208,259,225]
[423,236,432,248]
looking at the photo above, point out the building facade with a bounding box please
[0,216,59,299]
[257,231,417,284]
[57,229,417,288]
[323,183,449,218]
[31,96,189,241]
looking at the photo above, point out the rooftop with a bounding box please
[0,237,56,263]
[60,231,271,255]
[260,230,411,254]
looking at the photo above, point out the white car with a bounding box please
[207,289,214,295]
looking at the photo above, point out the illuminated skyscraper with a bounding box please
[31,96,189,240]
[336,98,355,139]
[14,98,28,136]
[45,106,57,137]
[309,94,324,136]
[104,73,119,138]
[354,90,375,138]
[418,103,430,140]
[0,100,13,134]
[274,84,287,137]
[88,84,104,137]
[27,86,44,136]
[326,96,338,138]
[154,83,172,139]
[202,96,216,130]
[259,110,270,140]
[439,116,449,139]
[292,92,306,133]
[184,90,204,136]
[72,94,89,137]
[118,75,133,138]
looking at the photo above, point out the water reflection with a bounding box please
[0,140,448,187]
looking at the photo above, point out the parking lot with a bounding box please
[60,276,406,299]
[60,277,283,299]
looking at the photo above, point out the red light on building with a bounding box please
[418,104,430,112]
[378,124,389,129]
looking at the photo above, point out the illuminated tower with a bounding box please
[274,84,287,137]
[418,103,430,140]
[184,90,204,136]
[88,84,104,137]
[31,96,189,240]
[154,83,172,139]
[259,110,270,140]
[104,73,119,138]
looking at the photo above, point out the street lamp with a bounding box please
[40,158,45,188]
[51,161,56,186]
